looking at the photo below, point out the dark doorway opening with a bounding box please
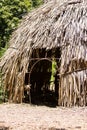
[24,48,61,107]
[30,61,58,107]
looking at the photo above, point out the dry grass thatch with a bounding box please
[0,0,87,106]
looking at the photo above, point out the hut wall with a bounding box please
[59,70,87,107]
[59,44,87,107]
[0,47,33,103]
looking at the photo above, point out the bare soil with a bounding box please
[0,103,87,130]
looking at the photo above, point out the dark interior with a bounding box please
[24,48,61,107]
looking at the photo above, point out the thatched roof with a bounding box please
[0,0,87,103]
[0,0,87,61]
[0,0,87,68]
[11,0,87,49]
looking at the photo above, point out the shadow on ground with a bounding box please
[0,126,9,130]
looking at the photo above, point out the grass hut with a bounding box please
[0,0,87,107]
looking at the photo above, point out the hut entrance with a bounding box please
[24,48,60,107]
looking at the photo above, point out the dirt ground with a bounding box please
[0,103,87,130]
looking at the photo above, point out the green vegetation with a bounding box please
[50,59,57,86]
[0,47,7,58]
[0,0,43,57]
[32,0,43,7]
